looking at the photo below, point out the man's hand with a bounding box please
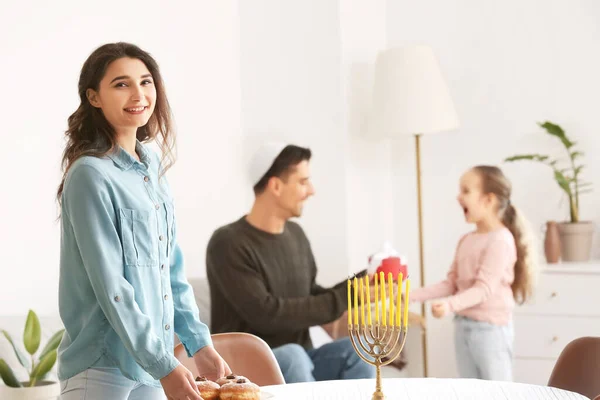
[160,364,202,400]
[431,301,449,318]
[193,345,232,382]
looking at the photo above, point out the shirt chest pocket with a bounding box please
[119,208,159,267]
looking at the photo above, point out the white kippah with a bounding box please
[248,142,287,186]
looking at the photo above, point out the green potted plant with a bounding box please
[505,121,595,262]
[0,310,64,400]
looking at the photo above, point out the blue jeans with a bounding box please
[272,337,375,383]
[454,315,514,381]
[60,368,166,400]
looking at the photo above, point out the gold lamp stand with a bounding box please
[414,133,428,378]
[370,45,460,378]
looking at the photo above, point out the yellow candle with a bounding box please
[380,272,387,326]
[388,273,394,326]
[403,279,411,328]
[374,273,379,324]
[365,276,372,325]
[359,278,365,326]
[396,273,403,326]
[347,279,352,325]
[353,277,359,325]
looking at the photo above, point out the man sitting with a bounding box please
[206,143,376,383]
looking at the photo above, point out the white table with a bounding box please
[260,378,589,399]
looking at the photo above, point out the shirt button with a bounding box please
[159,235,164,241]
[155,204,160,210]
[161,264,165,270]
[164,294,169,301]
[114,295,121,302]
[165,324,170,331]
[144,176,149,182]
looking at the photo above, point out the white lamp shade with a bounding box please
[369,45,460,138]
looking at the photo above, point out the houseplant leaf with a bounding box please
[0,358,22,388]
[554,170,572,195]
[504,154,549,162]
[23,310,41,355]
[30,349,57,387]
[1,330,30,369]
[38,329,64,361]
[539,121,574,149]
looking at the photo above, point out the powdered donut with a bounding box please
[218,378,260,400]
[194,376,220,400]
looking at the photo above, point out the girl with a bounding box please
[56,42,230,400]
[411,165,536,381]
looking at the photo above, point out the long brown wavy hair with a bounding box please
[473,165,538,304]
[57,42,176,204]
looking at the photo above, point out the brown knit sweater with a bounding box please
[206,217,360,350]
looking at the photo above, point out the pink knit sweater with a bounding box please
[411,227,517,325]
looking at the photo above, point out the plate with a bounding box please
[261,391,276,399]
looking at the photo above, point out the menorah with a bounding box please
[347,272,410,400]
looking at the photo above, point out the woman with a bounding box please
[56,42,230,400]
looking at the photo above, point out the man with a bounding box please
[206,143,375,383]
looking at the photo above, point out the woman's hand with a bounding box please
[193,345,232,382]
[160,364,202,400]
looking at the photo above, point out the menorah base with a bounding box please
[372,364,386,400]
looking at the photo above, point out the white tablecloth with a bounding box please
[260,378,589,399]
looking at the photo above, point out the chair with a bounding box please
[547,336,600,399]
[174,332,285,387]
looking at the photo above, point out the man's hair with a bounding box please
[253,145,312,195]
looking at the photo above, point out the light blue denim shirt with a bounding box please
[57,141,211,387]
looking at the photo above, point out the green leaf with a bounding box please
[1,330,30,370]
[23,310,41,355]
[38,329,64,361]
[539,121,574,149]
[504,154,550,162]
[554,170,572,195]
[0,358,22,388]
[571,151,584,159]
[574,165,584,175]
[30,349,57,383]
[579,188,593,194]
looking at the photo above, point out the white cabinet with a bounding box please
[513,261,600,385]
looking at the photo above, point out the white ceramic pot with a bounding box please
[0,381,60,400]
[558,221,595,262]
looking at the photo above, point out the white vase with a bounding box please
[0,381,60,400]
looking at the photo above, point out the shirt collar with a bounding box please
[108,140,152,170]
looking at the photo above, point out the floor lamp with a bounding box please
[370,45,460,377]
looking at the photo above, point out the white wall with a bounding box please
[0,0,244,316]
[386,0,600,378]
[340,0,395,272]
[238,0,349,286]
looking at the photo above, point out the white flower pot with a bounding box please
[558,221,595,262]
[0,381,60,400]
